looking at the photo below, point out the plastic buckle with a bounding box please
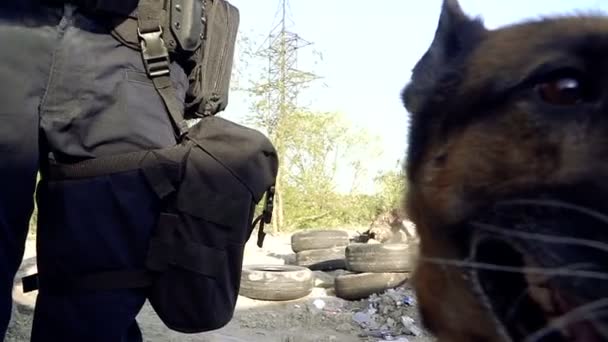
[263,186,275,224]
[138,26,170,78]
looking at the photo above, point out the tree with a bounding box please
[231,4,400,232]
[235,34,387,229]
[373,161,408,215]
[233,3,323,233]
[278,110,376,229]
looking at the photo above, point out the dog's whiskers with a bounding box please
[419,257,608,281]
[470,221,608,254]
[523,299,608,342]
[497,199,608,226]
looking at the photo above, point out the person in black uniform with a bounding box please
[0,1,194,341]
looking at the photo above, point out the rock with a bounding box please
[318,297,345,314]
[313,299,326,310]
[336,323,353,332]
[347,285,427,339]
[353,312,372,326]
[380,338,410,342]
[403,295,415,306]
[408,325,423,337]
[401,315,422,336]
[401,316,414,327]
[309,287,328,298]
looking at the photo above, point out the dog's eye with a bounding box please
[536,77,583,106]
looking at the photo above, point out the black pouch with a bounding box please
[107,0,240,118]
[141,115,277,332]
[23,116,278,333]
[183,0,240,117]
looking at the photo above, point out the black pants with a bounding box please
[0,2,188,341]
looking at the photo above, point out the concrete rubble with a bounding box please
[275,283,428,341]
[299,251,427,341]
[351,286,425,341]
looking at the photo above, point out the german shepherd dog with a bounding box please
[402,0,608,340]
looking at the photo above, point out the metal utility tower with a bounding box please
[254,0,320,233]
[256,0,319,131]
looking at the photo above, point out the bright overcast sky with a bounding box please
[223,0,606,192]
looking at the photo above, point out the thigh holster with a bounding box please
[23,116,278,333]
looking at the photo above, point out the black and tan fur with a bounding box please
[402,0,608,341]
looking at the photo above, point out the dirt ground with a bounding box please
[6,231,434,342]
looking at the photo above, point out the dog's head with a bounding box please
[402,1,608,340]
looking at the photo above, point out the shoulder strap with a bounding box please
[137,0,190,138]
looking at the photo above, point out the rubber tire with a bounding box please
[295,247,346,271]
[334,272,409,300]
[291,230,350,253]
[345,243,417,273]
[239,265,314,301]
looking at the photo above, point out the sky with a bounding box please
[222,0,606,192]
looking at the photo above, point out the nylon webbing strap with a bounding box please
[48,151,149,180]
[22,270,155,294]
[152,76,190,137]
[137,0,189,138]
[136,0,164,35]
[41,0,137,16]
[87,0,138,15]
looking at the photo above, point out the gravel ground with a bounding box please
[6,232,435,342]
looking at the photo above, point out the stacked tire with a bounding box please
[239,264,314,301]
[334,243,417,300]
[291,230,350,271]
[238,230,351,302]
[238,231,418,302]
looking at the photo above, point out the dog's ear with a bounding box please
[402,0,486,114]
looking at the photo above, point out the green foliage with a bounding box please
[281,191,383,231]
[276,110,381,230]
[373,163,408,214]
[234,32,407,231]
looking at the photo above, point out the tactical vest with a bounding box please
[23,0,279,334]
[109,0,240,124]
[57,0,238,126]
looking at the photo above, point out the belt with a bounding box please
[41,0,138,16]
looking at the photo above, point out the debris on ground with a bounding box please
[9,232,431,342]
[313,299,326,310]
[350,286,427,341]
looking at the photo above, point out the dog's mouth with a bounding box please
[463,192,608,341]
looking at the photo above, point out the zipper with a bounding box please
[212,1,233,92]
[204,0,238,114]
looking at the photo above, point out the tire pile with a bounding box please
[336,243,415,300]
[239,229,417,302]
[292,230,350,271]
[239,264,315,301]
